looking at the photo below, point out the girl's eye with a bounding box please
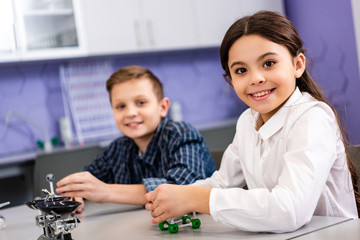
[235,67,247,74]
[264,61,275,68]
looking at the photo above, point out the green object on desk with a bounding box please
[36,137,59,149]
[159,214,201,233]
[36,140,44,149]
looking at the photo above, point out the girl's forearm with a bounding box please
[188,186,211,214]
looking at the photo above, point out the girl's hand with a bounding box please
[144,184,211,224]
[56,171,109,203]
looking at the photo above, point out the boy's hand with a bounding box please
[56,171,109,203]
[72,197,85,213]
[145,184,211,224]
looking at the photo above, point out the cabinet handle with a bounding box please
[11,0,22,53]
[134,20,143,47]
[147,20,155,47]
[12,23,18,52]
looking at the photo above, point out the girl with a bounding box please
[144,11,360,233]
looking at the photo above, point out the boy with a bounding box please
[56,65,216,212]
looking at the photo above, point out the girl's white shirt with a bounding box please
[193,87,358,232]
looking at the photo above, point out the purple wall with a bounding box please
[1,0,360,161]
[285,0,360,144]
[0,49,246,158]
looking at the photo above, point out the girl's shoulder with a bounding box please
[284,92,337,131]
[290,92,334,118]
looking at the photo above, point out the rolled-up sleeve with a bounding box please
[143,122,216,192]
[143,178,167,192]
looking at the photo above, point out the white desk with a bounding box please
[293,217,360,240]
[0,202,358,240]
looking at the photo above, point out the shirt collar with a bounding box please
[257,87,303,140]
[141,118,167,163]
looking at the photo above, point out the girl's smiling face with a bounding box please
[228,34,305,123]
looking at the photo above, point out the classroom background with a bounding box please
[0,0,359,207]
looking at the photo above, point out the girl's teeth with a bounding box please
[253,90,270,97]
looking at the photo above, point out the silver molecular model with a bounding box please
[26,173,81,240]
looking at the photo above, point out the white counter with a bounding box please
[1,201,359,240]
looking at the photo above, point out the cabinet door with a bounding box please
[13,0,85,60]
[0,0,19,62]
[80,0,140,55]
[193,0,285,47]
[140,0,198,50]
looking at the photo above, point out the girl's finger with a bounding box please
[150,207,163,218]
[152,212,169,224]
[144,202,153,211]
[144,190,156,202]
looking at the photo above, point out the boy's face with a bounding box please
[110,77,169,148]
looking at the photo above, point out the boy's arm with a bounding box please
[107,184,147,205]
[56,171,147,205]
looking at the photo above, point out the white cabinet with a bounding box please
[14,0,86,60]
[0,0,285,62]
[0,0,18,62]
[79,0,140,55]
[79,0,198,55]
[80,0,284,56]
[193,0,285,47]
[139,0,197,50]
[0,0,85,62]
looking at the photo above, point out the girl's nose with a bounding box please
[251,80,264,85]
[250,72,265,86]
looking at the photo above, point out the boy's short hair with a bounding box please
[106,65,164,101]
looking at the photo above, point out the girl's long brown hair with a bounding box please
[220,10,360,217]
